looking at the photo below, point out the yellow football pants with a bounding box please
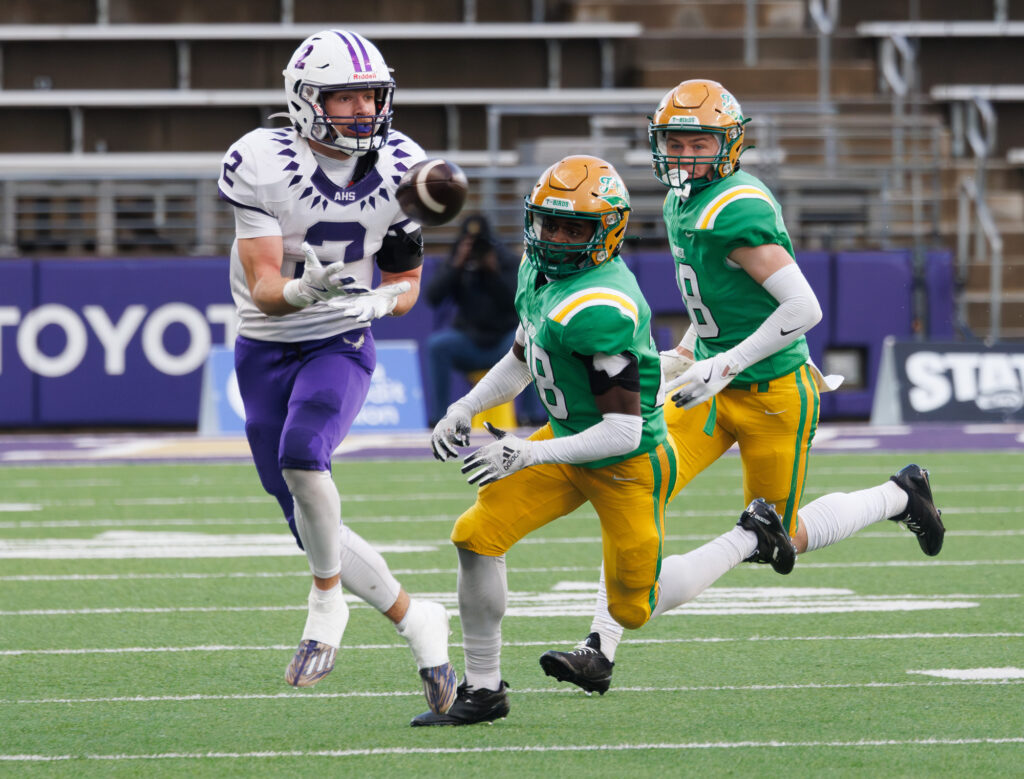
[451,424,681,629]
[666,364,820,535]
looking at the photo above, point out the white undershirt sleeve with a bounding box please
[233,206,282,239]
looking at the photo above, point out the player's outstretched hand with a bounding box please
[430,403,472,461]
[461,422,532,486]
[282,243,369,308]
[669,353,739,409]
[327,282,411,323]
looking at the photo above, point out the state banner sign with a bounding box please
[872,339,1024,423]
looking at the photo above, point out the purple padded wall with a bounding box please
[832,251,914,417]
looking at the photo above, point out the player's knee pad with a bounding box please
[607,598,650,631]
[281,398,340,470]
[614,542,658,590]
[450,510,511,557]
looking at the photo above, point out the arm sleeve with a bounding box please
[529,412,642,465]
[724,263,823,371]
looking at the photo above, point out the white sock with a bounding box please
[283,468,341,579]
[300,582,349,647]
[801,481,908,553]
[396,598,449,669]
[589,567,623,662]
[652,526,755,618]
[457,548,506,691]
[337,524,402,612]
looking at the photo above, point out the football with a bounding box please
[395,158,469,227]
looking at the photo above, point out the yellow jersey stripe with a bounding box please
[548,287,639,327]
[696,186,774,230]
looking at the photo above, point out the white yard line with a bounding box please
[3,679,1024,707]
[3,632,1021,657]
[3,558,1024,584]
[4,736,1024,764]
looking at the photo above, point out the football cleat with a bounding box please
[889,464,945,556]
[738,498,797,575]
[285,640,337,687]
[419,663,459,715]
[410,680,510,726]
[539,632,614,695]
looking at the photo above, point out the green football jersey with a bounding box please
[514,255,667,468]
[663,170,809,385]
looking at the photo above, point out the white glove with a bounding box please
[461,423,533,486]
[659,349,694,382]
[430,402,472,461]
[327,282,411,323]
[282,242,369,309]
[668,352,740,409]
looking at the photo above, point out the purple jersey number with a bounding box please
[294,222,368,277]
[222,150,242,187]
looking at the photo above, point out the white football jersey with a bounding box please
[218,126,426,342]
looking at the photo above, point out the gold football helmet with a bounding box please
[523,155,631,279]
[648,79,747,194]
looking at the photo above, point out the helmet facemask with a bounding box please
[524,204,623,279]
[299,83,395,156]
[651,127,739,198]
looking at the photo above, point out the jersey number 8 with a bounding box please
[676,264,720,339]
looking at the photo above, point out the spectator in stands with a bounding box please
[217,29,455,714]
[424,214,520,426]
[537,80,947,695]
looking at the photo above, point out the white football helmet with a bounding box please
[282,30,395,157]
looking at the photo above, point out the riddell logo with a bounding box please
[351,72,380,80]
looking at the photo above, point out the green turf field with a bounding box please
[1,450,1022,776]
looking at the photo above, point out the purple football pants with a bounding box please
[234,330,376,548]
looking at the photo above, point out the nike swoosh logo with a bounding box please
[780,326,801,336]
[764,409,786,415]
[612,475,639,482]
[703,368,714,383]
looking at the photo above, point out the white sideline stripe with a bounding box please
[3,592,1014,618]
[0,505,1017,529]
[909,667,1024,680]
[5,679,1024,708]
[4,739,1024,765]
[3,588,1013,618]
[4,632,1020,657]
[3,558,1024,583]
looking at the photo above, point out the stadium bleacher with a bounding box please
[0,0,1021,428]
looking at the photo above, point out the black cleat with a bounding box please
[410,680,510,726]
[889,464,945,556]
[738,498,797,575]
[539,632,614,695]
